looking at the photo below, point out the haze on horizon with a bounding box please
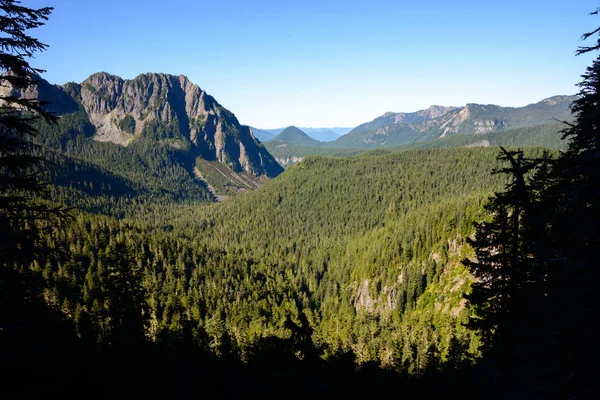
[28,0,598,128]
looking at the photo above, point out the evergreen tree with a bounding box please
[104,241,148,347]
[465,147,538,346]
[466,10,600,396]
[0,4,81,385]
[0,0,64,264]
[533,11,600,396]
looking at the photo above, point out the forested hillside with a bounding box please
[20,147,553,371]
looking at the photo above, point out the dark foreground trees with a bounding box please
[466,9,600,397]
[0,0,65,263]
[465,147,541,346]
[0,1,75,385]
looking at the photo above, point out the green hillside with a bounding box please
[393,121,568,150]
[21,146,554,374]
[31,108,212,216]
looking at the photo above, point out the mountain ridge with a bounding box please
[1,72,283,200]
[20,72,281,178]
[331,95,576,148]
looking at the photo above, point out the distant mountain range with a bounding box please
[257,96,575,152]
[333,95,575,148]
[263,95,576,166]
[12,73,576,176]
[251,126,351,142]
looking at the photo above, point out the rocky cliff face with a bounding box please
[6,72,281,179]
[59,72,281,177]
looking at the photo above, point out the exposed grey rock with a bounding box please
[355,279,375,312]
[19,72,282,178]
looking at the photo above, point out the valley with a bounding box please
[1,2,597,397]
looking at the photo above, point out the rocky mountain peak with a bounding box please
[14,72,282,178]
[420,105,455,120]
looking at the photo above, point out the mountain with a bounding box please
[6,72,283,199]
[305,127,352,136]
[394,120,568,151]
[297,127,352,142]
[332,95,576,148]
[265,120,568,167]
[352,105,458,133]
[269,125,325,147]
[79,72,281,176]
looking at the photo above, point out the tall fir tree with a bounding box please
[104,241,148,348]
[0,4,81,390]
[465,147,539,348]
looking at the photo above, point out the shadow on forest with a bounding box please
[0,265,492,399]
[1,226,596,399]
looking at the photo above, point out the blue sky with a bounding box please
[25,0,600,128]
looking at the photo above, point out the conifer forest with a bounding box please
[1,1,598,398]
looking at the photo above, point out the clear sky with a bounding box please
[24,0,600,128]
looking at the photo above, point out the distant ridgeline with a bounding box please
[251,126,349,142]
[264,96,574,166]
[5,72,283,212]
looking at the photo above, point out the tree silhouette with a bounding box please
[536,11,600,396]
[466,9,600,396]
[0,0,67,265]
[465,147,539,347]
[0,5,84,394]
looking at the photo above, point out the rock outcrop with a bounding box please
[10,72,282,178]
[64,72,281,177]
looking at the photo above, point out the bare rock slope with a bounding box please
[69,72,281,177]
